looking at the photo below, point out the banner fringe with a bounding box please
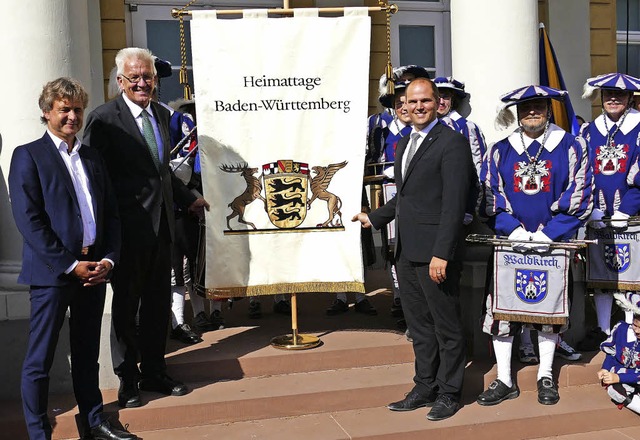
[494,312,567,325]
[206,281,365,299]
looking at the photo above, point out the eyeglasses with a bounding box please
[120,74,154,85]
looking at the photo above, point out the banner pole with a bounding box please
[271,292,322,350]
[172,4,397,18]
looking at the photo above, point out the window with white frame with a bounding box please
[617,0,640,76]
[390,1,451,78]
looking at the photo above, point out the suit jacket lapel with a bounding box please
[394,135,408,186]
[116,95,149,153]
[41,133,79,206]
[151,101,170,167]
[401,123,442,189]
[79,146,99,216]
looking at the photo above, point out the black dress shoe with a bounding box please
[477,379,520,406]
[326,299,348,315]
[387,389,436,411]
[117,379,141,408]
[354,298,378,315]
[273,299,292,315]
[139,373,188,396]
[537,377,559,405]
[426,394,460,421]
[90,420,139,440]
[170,323,202,344]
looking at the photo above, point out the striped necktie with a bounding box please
[141,110,160,169]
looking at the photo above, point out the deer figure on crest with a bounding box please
[220,162,266,230]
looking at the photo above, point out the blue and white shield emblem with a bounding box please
[604,243,631,273]
[515,270,548,304]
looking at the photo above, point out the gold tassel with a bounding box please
[385,62,394,96]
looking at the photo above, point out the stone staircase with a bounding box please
[2,289,640,439]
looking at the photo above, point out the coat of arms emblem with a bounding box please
[515,269,548,304]
[513,159,551,195]
[263,160,309,228]
[604,243,631,272]
[220,159,348,233]
[595,144,628,176]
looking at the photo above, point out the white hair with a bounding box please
[115,47,157,77]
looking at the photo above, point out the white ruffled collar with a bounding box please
[507,123,565,155]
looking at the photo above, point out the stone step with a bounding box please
[163,323,415,383]
[122,383,639,440]
[2,348,606,440]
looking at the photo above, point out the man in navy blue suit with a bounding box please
[8,78,137,440]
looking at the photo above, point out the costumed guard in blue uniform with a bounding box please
[478,85,593,406]
[598,291,640,414]
[433,76,487,182]
[579,73,640,351]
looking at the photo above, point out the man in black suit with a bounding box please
[9,77,137,439]
[84,48,209,408]
[353,77,473,421]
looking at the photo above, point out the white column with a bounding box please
[450,0,539,144]
[548,0,591,121]
[0,0,104,317]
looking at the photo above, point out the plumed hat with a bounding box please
[154,57,173,79]
[582,73,640,101]
[614,292,640,316]
[496,85,568,129]
[433,76,467,97]
[378,65,431,108]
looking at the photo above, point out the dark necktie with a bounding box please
[141,110,160,169]
[404,132,421,177]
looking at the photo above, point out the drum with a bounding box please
[493,246,570,325]
[586,224,640,290]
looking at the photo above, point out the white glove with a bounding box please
[383,167,395,179]
[508,227,532,252]
[530,230,552,253]
[463,213,474,225]
[588,208,606,230]
[611,211,630,228]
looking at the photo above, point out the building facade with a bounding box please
[0,0,619,398]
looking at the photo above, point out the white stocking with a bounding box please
[493,335,514,387]
[594,290,613,334]
[171,285,186,328]
[537,332,558,380]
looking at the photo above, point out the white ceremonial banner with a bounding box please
[190,8,371,297]
[587,225,640,290]
[493,246,570,325]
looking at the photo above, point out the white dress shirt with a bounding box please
[47,131,114,273]
[401,118,439,176]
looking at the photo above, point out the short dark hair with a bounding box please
[38,77,89,124]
